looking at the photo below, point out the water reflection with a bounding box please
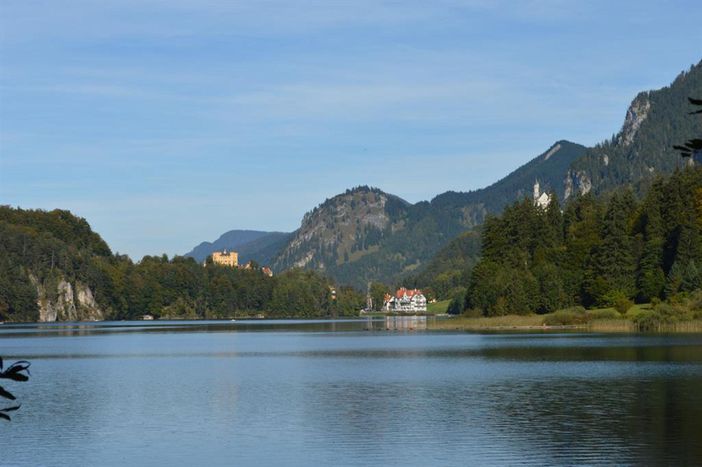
[0,319,373,339]
[1,323,701,466]
[483,377,702,465]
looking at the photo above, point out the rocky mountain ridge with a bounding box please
[272,141,586,288]
[193,60,702,288]
[565,60,702,199]
[273,187,409,274]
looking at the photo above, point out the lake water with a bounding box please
[2,320,702,466]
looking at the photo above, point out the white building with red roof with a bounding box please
[382,288,427,313]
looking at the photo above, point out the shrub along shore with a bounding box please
[430,292,702,332]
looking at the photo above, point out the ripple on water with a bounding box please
[1,322,702,466]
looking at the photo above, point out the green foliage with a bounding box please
[459,167,702,316]
[369,282,389,312]
[0,207,364,321]
[569,61,702,198]
[611,293,634,314]
[273,143,587,290]
[407,231,481,299]
[689,289,702,311]
[586,308,622,320]
[632,302,695,331]
[631,310,663,332]
[542,307,588,326]
[445,288,467,316]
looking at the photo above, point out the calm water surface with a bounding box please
[2,320,702,466]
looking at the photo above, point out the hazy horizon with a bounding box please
[2,1,701,259]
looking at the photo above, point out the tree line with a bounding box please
[0,206,364,321]
[449,167,702,316]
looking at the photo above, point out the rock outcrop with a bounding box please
[564,169,592,200]
[618,92,651,147]
[274,187,408,272]
[30,274,104,322]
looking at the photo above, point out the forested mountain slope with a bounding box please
[0,206,363,322]
[185,230,291,265]
[459,167,702,316]
[0,207,112,321]
[273,142,587,288]
[431,140,586,213]
[407,60,702,296]
[565,60,702,199]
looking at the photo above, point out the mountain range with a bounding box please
[187,60,702,289]
[185,230,292,265]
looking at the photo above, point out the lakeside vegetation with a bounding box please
[443,167,702,318]
[426,299,451,314]
[2,141,700,326]
[432,291,702,332]
[0,206,365,321]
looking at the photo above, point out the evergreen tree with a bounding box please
[636,183,667,301]
[588,191,637,303]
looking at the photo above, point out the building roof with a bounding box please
[395,287,423,299]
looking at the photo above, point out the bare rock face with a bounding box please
[618,92,651,147]
[55,280,77,321]
[543,143,561,161]
[30,274,104,322]
[564,170,593,200]
[75,283,103,321]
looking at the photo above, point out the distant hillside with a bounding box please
[431,140,587,212]
[272,186,412,284]
[1,206,363,322]
[0,206,113,322]
[565,60,702,199]
[272,140,586,288]
[406,230,482,300]
[236,232,294,267]
[272,60,702,289]
[185,230,291,265]
[184,60,701,289]
[410,60,702,297]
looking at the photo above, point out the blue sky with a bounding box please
[1,0,701,259]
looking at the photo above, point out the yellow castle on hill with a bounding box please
[211,250,238,267]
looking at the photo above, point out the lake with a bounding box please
[2,320,702,466]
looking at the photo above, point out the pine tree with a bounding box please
[636,182,667,301]
[562,194,603,305]
[589,191,637,303]
[681,260,702,292]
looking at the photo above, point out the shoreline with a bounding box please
[3,315,702,334]
[428,316,702,333]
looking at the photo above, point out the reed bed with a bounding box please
[649,320,702,333]
[430,314,549,331]
[588,319,636,332]
[431,316,702,333]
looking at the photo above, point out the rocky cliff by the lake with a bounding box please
[30,274,104,322]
